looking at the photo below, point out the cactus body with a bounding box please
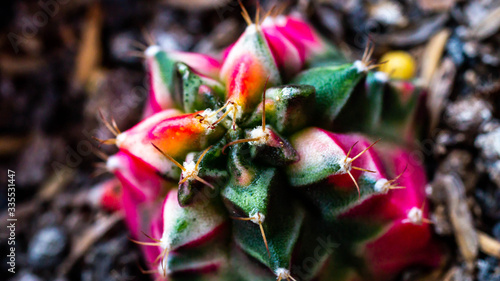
[95,11,442,281]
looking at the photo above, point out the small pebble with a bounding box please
[444,97,492,132]
[436,130,467,148]
[455,26,468,38]
[15,271,43,281]
[463,41,478,58]
[476,128,500,159]
[439,150,473,174]
[439,150,479,191]
[482,53,500,66]
[368,1,407,27]
[28,227,67,269]
[464,70,479,86]
[481,120,500,133]
[446,35,465,66]
[477,257,500,281]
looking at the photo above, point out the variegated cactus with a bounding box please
[94,6,442,281]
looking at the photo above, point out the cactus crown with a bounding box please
[95,4,442,281]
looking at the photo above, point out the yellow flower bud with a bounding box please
[379,51,416,80]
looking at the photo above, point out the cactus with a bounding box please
[94,5,442,281]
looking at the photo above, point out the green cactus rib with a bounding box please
[291,64,366,127]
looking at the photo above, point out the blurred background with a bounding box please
[1,0,500,280]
